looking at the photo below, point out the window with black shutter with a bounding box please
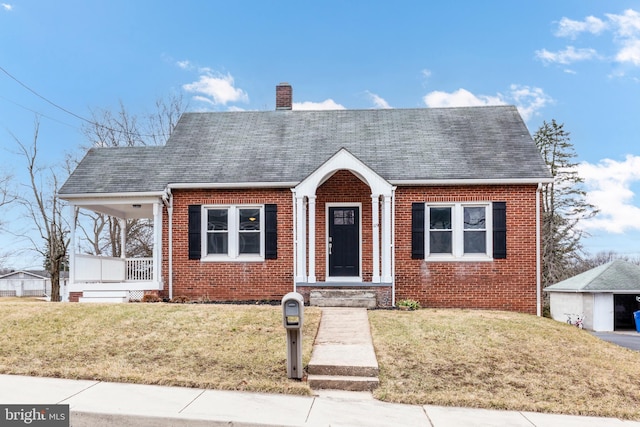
[411,203,425,259]
[188,205,201,260]
[492,202,507,259]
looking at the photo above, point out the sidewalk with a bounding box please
[2,374,640,426]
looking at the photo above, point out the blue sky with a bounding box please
[1,0,639,268]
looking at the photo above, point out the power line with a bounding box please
[0,65,171,140]
[0,94,79,130]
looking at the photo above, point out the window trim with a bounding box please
[201,205,265,262]
[425,202,493,262]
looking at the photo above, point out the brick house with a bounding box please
[59,83,551,313]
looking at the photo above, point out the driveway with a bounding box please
[592,331,640,351]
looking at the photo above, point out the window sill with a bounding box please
[425,255,493,262]
[201,255,265,263]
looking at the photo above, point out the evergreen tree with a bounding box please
[534,120,598,287]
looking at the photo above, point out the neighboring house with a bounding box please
[59,83,552,313]
[0,270,69,298]
[546,260,640,331]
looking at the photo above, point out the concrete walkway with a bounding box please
[1,374,639,426]
[307,307,379,390]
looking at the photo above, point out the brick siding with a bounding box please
[162,176,540,313]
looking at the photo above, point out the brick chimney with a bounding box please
[276,82,292,110]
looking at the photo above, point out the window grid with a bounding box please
[203,205,264,260]
[426,203,492,260]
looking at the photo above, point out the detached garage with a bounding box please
[546,260,640,332]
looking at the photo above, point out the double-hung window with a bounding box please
[426,203,492,260]
[203,205,264,260]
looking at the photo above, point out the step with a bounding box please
[310,290,377,308]
[307,363,378,377]
[81,291,129,298]
[78,297,128,303]
[308,374,379,391]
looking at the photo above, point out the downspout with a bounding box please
[536,183,542,317]
[391,186,397,307]
[162,187,174,300]
[291,189,297,293]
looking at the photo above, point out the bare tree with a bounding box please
[0,172,16,267]
[73,93,186,257]
[0,172,16,228]
[11,119,69,301]
[534,120,598,287]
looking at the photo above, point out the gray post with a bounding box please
[282,292,304,379]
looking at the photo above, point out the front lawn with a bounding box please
[0,301,320,395]
[2,300,639,420]
[369,309,640,420]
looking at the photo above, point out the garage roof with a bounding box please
[546,260,640,292]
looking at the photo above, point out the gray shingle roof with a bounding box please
[546,260,640,292]
[60,106,551,196]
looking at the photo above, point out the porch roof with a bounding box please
[60,106,551,196]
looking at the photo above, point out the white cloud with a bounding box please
[508,85,553,121]
[176,60,191,70]
[606,9,640,38]
[577,155,640,233]
[182,72,248,106]
[555,16,607,38]
[293,99,345,111]
[423,86,552,121]
[535,46,599,65]
[421,69,432,79]
[423,88,504,109]
[616,38,640,65]
[1,3,12,11]
[365,91,391,109]
[543,9,640,70]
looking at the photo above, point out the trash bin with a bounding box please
[634,311,640,333]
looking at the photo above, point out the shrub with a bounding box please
[396,299,421,310]
[141,294,161,303]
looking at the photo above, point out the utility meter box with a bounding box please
[282,292,304,329]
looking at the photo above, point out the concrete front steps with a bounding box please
[309,289,377,308]
[307,365,379,391]
[307,308,380,392]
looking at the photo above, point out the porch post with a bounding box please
[153,202,163,288]
[119,218,126,258]
[67,205,77,302]
[307,196,317,283]
[295,195,307,283]
[371,194,381,283]
[381,194,393,283]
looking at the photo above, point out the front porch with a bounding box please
[65,196,165,302]
[292,149,396,307]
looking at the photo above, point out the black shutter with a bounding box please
[411,203,425,259]
[188,205,201,260]
[265,204,277,259]
[492,202,507,259]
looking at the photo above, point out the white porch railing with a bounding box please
[126,258,153,281]
[75,254,153,282]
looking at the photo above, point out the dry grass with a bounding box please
[369,309,640,420]
[3,300,640,419]
[0,302,320,395]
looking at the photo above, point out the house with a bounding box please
[0,270,68,299]
[546,260,640,331]
[59,83,552,313]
